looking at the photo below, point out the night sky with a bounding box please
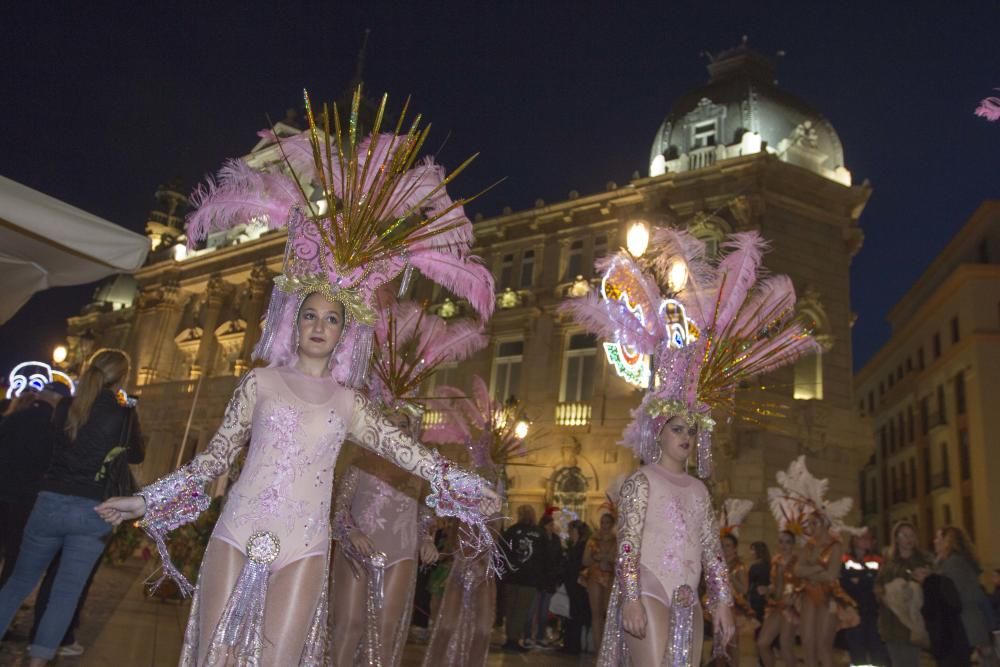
[1,1,996,379]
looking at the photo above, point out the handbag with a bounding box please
[549,584,571,617]
[95,407,139,499]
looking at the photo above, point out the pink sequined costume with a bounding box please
[138,366,491,665]
[135,89,501,666]
[560,227,819,667]
[598,465,731,666]
[329,457,434,666]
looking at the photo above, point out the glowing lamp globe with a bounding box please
[514,420,530,440]
[667,260,689,293]
[626,222,650,258]
[52,346,68,364]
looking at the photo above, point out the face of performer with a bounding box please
[778,531,796,555]
[599,513,615,534]
[297,292,345,360]
[801,512,829,539]
[722,535,738,561]
[657,416,696,468]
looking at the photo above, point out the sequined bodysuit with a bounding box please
[336,464,425,567]
[598,464,732,666]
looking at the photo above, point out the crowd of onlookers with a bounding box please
[418,499,1000,665]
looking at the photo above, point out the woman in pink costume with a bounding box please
[419,375,529,667]
[583,507,617,654]
[96,91,501,666]
[769,456,860,667]
[330,298,488,667]
[562,227,819,665]
[755,529,801,667]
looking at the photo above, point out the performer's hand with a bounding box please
[713,603,735,646]
[622,599,647,639]
[480,487,501,515]
[349,530,376,558]
[419,537,439,565]
[95,496,146,526]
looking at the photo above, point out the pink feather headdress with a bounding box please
[185,87,495,386]
[367,292,488,428]
[975,90,1000,122]
[562,227,818,476]
[767,456,862,537]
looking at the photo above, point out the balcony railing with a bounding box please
[931,472,951,490]
[555,402,592,427]
[688,146,718,170]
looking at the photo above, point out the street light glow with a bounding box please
[626,222,650,258]
[667,259,689,292]
[514,420,530,439]
[52,345,68,364]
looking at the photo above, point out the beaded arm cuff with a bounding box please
[137,472,211,596]
[698,494,734,609]
[136,372,256,597]
[418,503,436,539]
[616,472,649,602]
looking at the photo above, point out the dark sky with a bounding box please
[1,1,997,380]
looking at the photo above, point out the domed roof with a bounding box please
[91,273,137,310]
[649,45,850,185]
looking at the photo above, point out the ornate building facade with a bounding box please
[65,46,872,542]
[855,201,1000,566]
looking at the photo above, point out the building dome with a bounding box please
[91,273,138,311]
[649,45,851,185]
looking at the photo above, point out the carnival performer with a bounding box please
[769,456,860,667]
[713,498,758,665]
[329,297,488,667]
[419,375,528,667]
[95,89,502,666]
[584,506,617,655]
[562,226,818,665]
[755,529,801,667]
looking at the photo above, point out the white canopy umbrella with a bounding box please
[0,175,150,324]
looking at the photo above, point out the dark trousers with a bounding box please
[844,613,889,666]
[563,582,591,653]
[503,583,536,644]
[0,499,36,588]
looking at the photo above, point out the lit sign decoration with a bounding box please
[6,361,76,399]
[599,257,698,388]
[600,258,653,388]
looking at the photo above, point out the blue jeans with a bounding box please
[0,492,110,660]
[525,590,553,641]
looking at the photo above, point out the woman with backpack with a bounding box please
[0,348,143,666]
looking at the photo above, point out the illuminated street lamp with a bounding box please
[514,419,530,440]
[52,345,68,365]
[667,259,689,293]
[626,221,650,258]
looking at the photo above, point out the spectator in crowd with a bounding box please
[916,526,999,667]
[560,520,591,655]
[0,349,143,667]
[0,382,69,588]
[840,529,888,666]
[748,541,771,626]
[583,510,616,655]
[500,505,543,652]
[916,560,970,667]
[876,520,934,667]
[525,513,563,648]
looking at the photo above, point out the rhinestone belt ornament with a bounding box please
[246,531,280,565]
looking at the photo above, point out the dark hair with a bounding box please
[570,519,592,544]
[540,515,554,527]
[722,533,738,548]
[751,541,771,563]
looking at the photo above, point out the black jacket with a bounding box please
[538,532,564,593]
[501,522,544,587]
[42,391,144,501]
[922,573,971,663]
[0,401,58,502]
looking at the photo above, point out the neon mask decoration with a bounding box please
[6,361,75,398]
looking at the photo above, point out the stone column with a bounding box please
[194,274,229,380]
[129,279,185,386]
[236,261,272,375]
